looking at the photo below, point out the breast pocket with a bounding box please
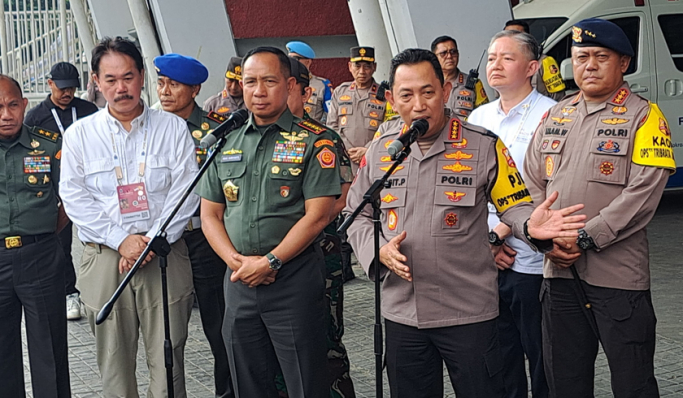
[218,163,247,207]
[587,137,629,185]
[430,187,477,236]
[146,155,173,193]
[84,158,117,196]
[379,187,406,238]
[539,137,566,181]
[268,165,304,209]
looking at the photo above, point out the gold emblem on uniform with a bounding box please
[379,165,404,175]
[561,107,576,116]
[234,65,241,74]
[551,117,572,125]
[612,106,628,115]
[192,130,203,139]
[201,122,210,130]
[288,168,302,176]
[601,118,629,125]
[444,151,473,160]
[28,175,38,184]
[442,162,473,173]
[271,165,281,174]
[223,180,239,202]
[36,191,44,198]
[28,149,45,155]
[359,48,366,56]
[572,26,583,43]
[381,193,398,203]
[30,140,40,149]
[305,106,312,113]
[545,156,554,178]
[43,175,50,184]
[224,149,243,155]
[280,132,304,142]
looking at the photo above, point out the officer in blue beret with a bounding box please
[286,40,334,124]
[154,53,236,398]
[524,17,674,398]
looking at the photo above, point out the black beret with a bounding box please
[571,18,634,57]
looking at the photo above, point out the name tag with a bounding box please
[221,154,242,163]
[117,182,151,222]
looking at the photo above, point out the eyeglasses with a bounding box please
[436,49,459,59]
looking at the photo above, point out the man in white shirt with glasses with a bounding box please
[468,30,556,398]
[59,36,199,397]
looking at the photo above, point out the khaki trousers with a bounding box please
[79,240,194,398]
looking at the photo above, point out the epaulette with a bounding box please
[207,111,227,124]
[298,119,327,135]
[31,126,60,142]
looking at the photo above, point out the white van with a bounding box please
[514,0,683,188]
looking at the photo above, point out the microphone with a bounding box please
[387,119,429,159]
[199,109,249,148]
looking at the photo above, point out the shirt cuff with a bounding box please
[584,215,613,251]
[106,227,131,251]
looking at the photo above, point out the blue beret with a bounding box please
[154,53,209,85]
[286,41,316,59]
[571,18,634,57]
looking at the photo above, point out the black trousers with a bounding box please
[184,229,234,398]
[541,278,659,398]
[0,234,70,398]
[385,318,505,398]
[58,221,78,296]
[498,270,548,398]
[223,246,328,398]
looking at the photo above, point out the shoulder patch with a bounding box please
[31,127,60,142]
[207,111,227,124]
[448,118,462,141]
[298,119,327,135]
[490,138,532,212]
[631,103,676,172]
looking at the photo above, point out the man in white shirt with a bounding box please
[468,30,556,398]
[59,36,199,397]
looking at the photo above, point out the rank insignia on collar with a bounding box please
[442,161,472,173]
[599,161,614,175]
[280,186,290,198]
[597,140,620,153]
[379,165,404,174]
[602,118,629,125]
[451,139,468,149]
[444,151,473,160]
[207,111,227,123]
[445,191,466,202]
[387,209,398,231]
[288,168,302,176]
[381,193,398,203]
[611,88,630,105]
[298,119,326,135]
[449,119,462,141]
[201,122,210,130]
[444,212,458,227]
[34,128,59,142]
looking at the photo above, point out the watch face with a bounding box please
[488,232,497,244]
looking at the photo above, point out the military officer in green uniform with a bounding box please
[197,47,342,398]
[154,53,235,398]
[0,74,71,397]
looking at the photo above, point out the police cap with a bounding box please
[286,41,316,59]
[571,18,634,57]
[289,57,310,86]
[153,53,208,85]
[350,46,375,63]
[226,57,243,81]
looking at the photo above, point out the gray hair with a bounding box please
[488,30,540,61]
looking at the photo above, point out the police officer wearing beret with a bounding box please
[197,46,341,398]
[328,46,387,173]
[203,57,246,116]
[154,53,235,398]
[25,61,99,321]
[523,18,675,397]
[0,74,71,397]
[286,41,334,124]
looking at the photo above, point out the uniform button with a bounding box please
[251,197,257,202]
[250,223,255,228]
[7,175,11,179]
[258,146,264,151]
[227,171,232,176]
[10,197,14,202]
[254,170,260,176]
[251,249,258,254]
[283,170,288,176]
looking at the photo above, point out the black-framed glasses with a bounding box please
[436,49,459,59]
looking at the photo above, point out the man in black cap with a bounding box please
[203,56,246,116]
[155,53,235,398]
[25,61,99,321]
[524,17,675,397]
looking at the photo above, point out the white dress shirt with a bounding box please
[60,104,200,250]
[469,89,557,274]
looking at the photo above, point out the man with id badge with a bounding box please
[25,61,99,321]
[59,37,199,397]
[468,30,557,398]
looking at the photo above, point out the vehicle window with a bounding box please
[520,17,568,44]
[658,14,683,72]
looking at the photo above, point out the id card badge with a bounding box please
[117,182,151,222]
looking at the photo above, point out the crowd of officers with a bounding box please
[0,15,674,398]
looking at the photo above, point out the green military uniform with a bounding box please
[197,108,341,398]
[0,125,71,397]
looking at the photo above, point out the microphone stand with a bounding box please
[338,143,413,398]
[96,134,231,398]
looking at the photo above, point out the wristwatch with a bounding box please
[265,253,282,271]
[488,231,505,246]
[576,229,596,251]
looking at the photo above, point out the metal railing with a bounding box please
[1,0,93,109]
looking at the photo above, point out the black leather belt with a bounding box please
[2,233,53,249]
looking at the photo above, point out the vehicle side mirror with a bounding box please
[560,58,573,81]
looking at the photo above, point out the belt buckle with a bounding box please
[186,219,194,232]
[5,236,22,249]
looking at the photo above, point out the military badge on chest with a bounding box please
[273,131,307,163]
[223,180,239,202]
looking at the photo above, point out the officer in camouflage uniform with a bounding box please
[154,53,235,398]
[0,74,71,397]
[203,57,246,116]
[277,57,356,398]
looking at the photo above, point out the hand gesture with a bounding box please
[379,231,411,281]
[547,238,582,268]
[492,243,517,271]
[527,191,586,240]
[229,254,277,287]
